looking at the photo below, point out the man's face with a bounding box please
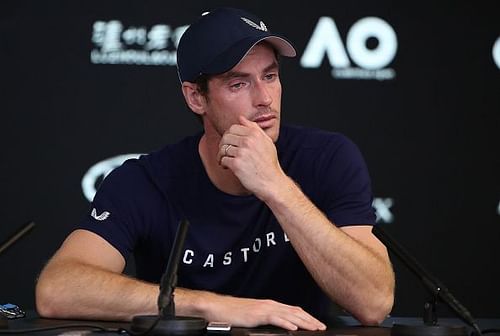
[201,43,282,142]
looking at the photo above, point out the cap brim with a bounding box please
[260,36,296,57]
[200,35,296,77]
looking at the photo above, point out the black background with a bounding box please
[1,0,498,319]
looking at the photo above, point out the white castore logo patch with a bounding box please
[91,208,111,221]
[241,17,268,32]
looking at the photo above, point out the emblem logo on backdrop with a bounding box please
[81,154,142,202]
[301,17,398,80]
[493,36,500,69]
[90,20,188,65]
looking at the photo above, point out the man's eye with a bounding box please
[265,73,277,81]
[231,82,244,89]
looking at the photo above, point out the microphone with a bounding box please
[130,219,207,335]
[372,225,482,336]
[0,221,35,256]
[0,220,35,329]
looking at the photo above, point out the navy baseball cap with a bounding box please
[176,7,296,83]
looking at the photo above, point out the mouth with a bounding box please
[252,113,277,129]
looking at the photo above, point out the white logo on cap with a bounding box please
[241,17,268,32]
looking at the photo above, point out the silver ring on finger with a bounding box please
[224,144,232,156]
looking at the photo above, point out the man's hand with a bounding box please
[211,297,326,331]
[177,289,326,331]
[217,116,286,200]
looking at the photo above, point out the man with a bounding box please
[36,7,394,330]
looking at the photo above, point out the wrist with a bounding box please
[175,288,219,320]
[260,175,301,206]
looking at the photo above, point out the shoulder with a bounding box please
[97,133,202,201]
[140,132,202,177]
[277,124,358,156]
[277,124,370,188]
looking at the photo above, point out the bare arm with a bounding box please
[263,180,394,325]
[36,229,325,330]
[35,229,159,320]
[218,117,395,325]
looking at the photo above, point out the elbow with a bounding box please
[356,302,393,326]
[355,288,394,326]
[35,278,56,318]
[35,272,65,319]
[357,267,396,326]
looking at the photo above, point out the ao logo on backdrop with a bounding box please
[301,17,398,80]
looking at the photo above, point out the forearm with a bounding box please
[263,176,394,324]
[36,259,325,330]
[36,258,159,321]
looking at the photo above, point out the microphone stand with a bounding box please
[130,219,207,335]
[0,221,35,330]
[372,225,482,336]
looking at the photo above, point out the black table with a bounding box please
[1,312,499,336]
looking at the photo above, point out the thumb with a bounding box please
[239,115,256,128]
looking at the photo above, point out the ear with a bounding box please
[181,82,206,117]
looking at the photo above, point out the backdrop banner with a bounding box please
[0,0,498,319]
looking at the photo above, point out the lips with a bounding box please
[253,114,277,128]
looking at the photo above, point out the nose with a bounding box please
[252,80,273,107]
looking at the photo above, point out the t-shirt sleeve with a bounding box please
[319,135,376,226]
[76,159,159,260]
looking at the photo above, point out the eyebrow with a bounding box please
[220,60,279,81]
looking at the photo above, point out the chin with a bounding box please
[265,126,280,143]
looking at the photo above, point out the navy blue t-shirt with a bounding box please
[78,124,376,320]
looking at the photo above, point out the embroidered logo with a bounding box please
[91,208,111,221]
[241,17,268,32]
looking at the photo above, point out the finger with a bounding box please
[219,155,234,169]
[282,311,325,331]
[238,115,272,140]
[223,144,232,157]
[270,312,326,331]
[218,142,240,162]
[267,315,298,331]
[292,309,326,330]
[220,133,244,149]
[295,317,327,331]
[217,144,227,165]
[227,123,251,135]
[276,305,326,331]
[217,144,231,167]
[239,115,257,128]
